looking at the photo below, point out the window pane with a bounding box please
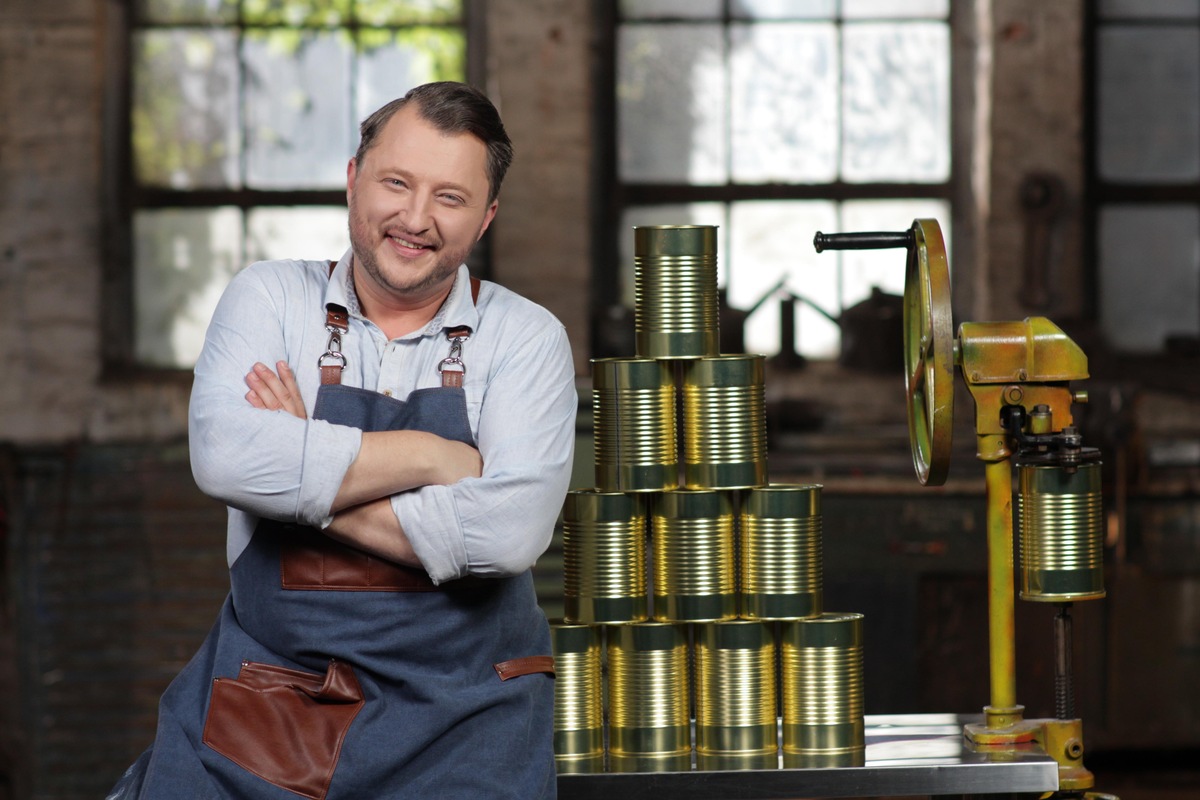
[1098,0,1200,20]
[243,30,353,189]
[1098,27,1200,183]
[621,0,721,19]
[356,0,462,25]
[618,24,727,184]
[731,22,837,183]
[246,207,350,264]
[842,0,949,19]
[134,0,237,23]
[1099,205,1200,353]
[620,204,727,308]
[243,0,351,26]
[839,199,950,308]
[134,208,245,369]
[356,28,466,126]
[730,201,839,358]
[133,29,239,189]
[731,0,835,19]
[842,22,949,183]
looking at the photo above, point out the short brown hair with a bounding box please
[354,82,513,204]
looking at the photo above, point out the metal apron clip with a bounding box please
[319,303,350,386]
[439,327,471,388]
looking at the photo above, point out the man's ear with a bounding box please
[477,200,499,241]
[346,158,358,204]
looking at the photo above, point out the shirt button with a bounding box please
[383,389,393,397]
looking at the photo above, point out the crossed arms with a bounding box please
[243,360,481,568]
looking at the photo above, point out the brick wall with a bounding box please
[2,443,229,798]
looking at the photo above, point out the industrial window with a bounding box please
[113,0,475,370]
[602,0,952,362]
[1093,1,1200,355]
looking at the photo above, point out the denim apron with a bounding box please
[110,292,557,800]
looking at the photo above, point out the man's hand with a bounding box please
[245,361,306,419]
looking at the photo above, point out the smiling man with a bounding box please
[109,82,577,800]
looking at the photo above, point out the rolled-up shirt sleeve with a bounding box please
[394,319,577,583]
[188,263,362,533]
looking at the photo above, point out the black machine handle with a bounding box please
[812,230,914,253]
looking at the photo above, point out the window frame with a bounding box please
[101,0,486,377]
[1082,2,1200,393]
[592,0,974,361]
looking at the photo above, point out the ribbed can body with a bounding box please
[562,490,648,624]
[592,358,679,493]
[607,622,691,756]
[651,490,737,622]
[682,356,768,490]
[1018,462,1106,602]
[741,484,824,620]
[551,623,604,760]
[695,620,778,755]
[780,613,865,755]
[634,225,720,359]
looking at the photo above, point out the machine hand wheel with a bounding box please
[903,219,954,486]
[813,218,956,485]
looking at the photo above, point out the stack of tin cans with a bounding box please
[553,226,866,773]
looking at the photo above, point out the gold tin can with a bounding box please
[682,355,768,490]
[780,613,865,755]
[607,752,693,773]
[562,490,648,624]
[633,225,720,359]
[1018,462,1106,602]
[606,622,691,757]
[592,358,679,493]
[781,749,866,769]
[551,622,604,761]
[695,620,778,755]
[696,751,779,771]
[741,485,824,620]
[651,490,737,623]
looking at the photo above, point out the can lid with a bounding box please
[551,621,602,653]
[609,621,688,651]
[783,612,864,648]
[697,619,774,650]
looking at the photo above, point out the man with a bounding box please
[109,82,576,799]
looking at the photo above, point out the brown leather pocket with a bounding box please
[493,655,556,681]
[280,526,439,592]
[203,660,364,800]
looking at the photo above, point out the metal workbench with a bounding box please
[557,714,1060,799]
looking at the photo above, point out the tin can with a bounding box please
[1018,462,1106,602]
[551,622,604,761]
[740,485,824,620]
[651,490,737,623]
[634,225,720,359]
[780,613,865,755]
[681,355,767,490]
[695,620,778,755]
[592,357,679,493]
[607,622,692,757]
[562,490,648,624]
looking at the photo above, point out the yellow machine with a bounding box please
[814,219,1111,799]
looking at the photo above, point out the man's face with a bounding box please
[347,104,497,305]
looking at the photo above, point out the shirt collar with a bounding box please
[324,251,479,339]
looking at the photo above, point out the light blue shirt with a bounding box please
[189,250,577,584]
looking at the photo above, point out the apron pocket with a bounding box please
[493,656,556,681]
[203,660,364,800]
[280,525,440,592]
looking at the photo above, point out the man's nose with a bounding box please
[399,190,434,232]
